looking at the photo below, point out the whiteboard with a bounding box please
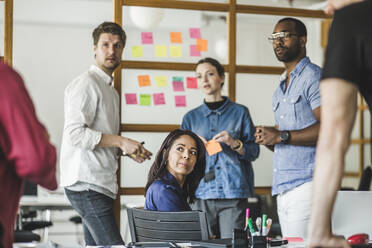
[121,69,228,124]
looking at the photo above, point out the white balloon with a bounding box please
[129,7,164,30]
[215,38,228,60]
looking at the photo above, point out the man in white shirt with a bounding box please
[60,22,152,246]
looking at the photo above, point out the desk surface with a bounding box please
[20,196,72,211]
[19,196,144,211]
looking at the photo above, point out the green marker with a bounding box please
[262,214,268,236]
[248,217,255,235]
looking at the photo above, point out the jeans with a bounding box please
[277,181,312,240]
[64,188,124,246]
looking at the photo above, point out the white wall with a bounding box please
[2,0,363,193]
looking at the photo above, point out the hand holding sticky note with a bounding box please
[205,140,222,156]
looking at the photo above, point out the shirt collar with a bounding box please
[89,64,113,86]
[163,171,183,190]
[279,56,311,82]
[200,96,231,117]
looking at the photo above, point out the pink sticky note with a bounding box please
[186,77,197,89]
[125,93,137,104]
[175,95,186,107]
[153,93,165,105]
[190,45,201,57]
[172,81,185,92]
[141,32,153,44]
[189,28,201,39]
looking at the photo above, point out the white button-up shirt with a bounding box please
[60,65,120,195]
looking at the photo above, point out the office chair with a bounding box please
[127,208,209,242]
[14,181,53,243]
[357,166,372,191]
[341,166,372,191]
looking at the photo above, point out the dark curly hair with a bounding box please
[145,129,206,204]
[277,17,307,37]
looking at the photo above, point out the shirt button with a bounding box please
[216,167,220,170]
[283,98,286,102]
[211,129,216,132]
[280,115,284,119]
[274,169,278,172]
[219,186,223,189]
[291,99,296,103]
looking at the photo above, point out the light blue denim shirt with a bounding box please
[272,56,322,195]
[181,97,259,199]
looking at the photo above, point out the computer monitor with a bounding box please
[22,180,37,196]
[332,191,372,238]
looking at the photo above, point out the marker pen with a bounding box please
[255,217,262,236]
[245,208,250,230]
[262,214,268,236]
[248,218,257,236]
[266,218,272,236]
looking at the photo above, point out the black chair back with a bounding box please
[127,208,209,242]
[358,166,372,191]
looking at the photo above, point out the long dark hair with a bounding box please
[145,129,206,204]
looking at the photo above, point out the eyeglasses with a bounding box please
[268,32,297,43]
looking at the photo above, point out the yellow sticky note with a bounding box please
[132,46,143,57]
[196,39,208,52]
[170,46,182,58]
[155,45,167,57]
[205,140,222,156]
[155,76,168,87]
[170,32,182,43]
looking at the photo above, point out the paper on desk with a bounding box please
[206,140,222,156]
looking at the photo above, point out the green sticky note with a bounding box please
[173,76,184,82]
[139,94,151,106]
[155,76,168,87]
[155,45,167,57]
[132,46,143,57]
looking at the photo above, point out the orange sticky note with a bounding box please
[138,75,151,87]
[205,140,222,156]
[170,32,182,43]
[196,39,208,51]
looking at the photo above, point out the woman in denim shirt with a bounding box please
[145,129,206,211]
[181,58,259,238]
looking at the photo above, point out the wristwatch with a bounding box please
[280,131,290,144]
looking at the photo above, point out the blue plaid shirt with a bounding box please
[272,57,322,195]
[181,97,259,199]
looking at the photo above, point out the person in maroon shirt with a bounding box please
[0,62,57,248]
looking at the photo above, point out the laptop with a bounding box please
[332,191,372,238]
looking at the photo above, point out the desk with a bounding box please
[20,196,72,212]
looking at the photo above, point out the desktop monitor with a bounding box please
[23,180,37,196]
[332,191,372,237]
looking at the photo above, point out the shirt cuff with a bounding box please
[84,129,102,150]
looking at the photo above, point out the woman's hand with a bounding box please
[212,131,235,146]
[197,135,208,145]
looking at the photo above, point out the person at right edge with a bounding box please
[308,0,370,247]
[254,18,321,239]
[181,57,260,239]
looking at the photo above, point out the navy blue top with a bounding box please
[145,171,191,211]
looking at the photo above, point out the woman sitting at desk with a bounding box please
[145,129,206,211]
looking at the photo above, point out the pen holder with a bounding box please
[249,235,268,248]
